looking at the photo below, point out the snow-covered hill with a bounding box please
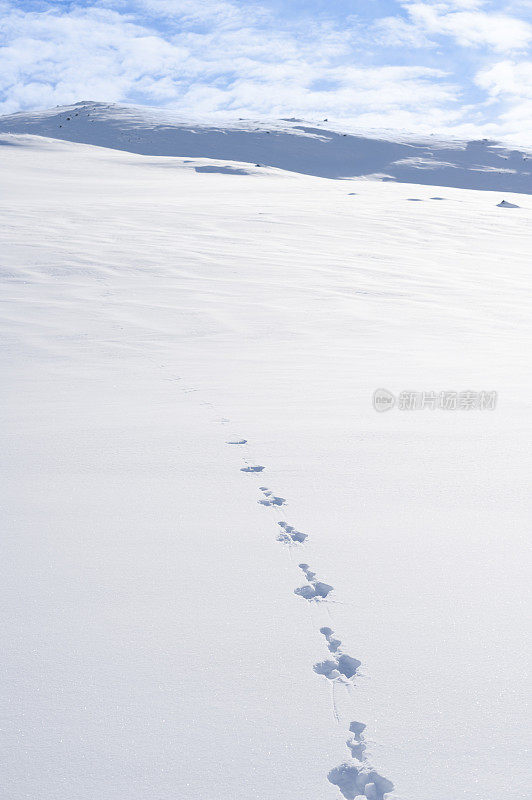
[0,101,531,193]
[0,110,530,800]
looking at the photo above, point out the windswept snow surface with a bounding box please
[0,127,531,800]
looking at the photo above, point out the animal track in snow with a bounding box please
[346,721,367,761]
[299,563,316,581]
[314,653,361,681]
[233,447,394,797]
[316,627,395,796]
[320,626,341,653]
[294,563,334,601]
[313,627,360,680]
[258,487,286,506]
[277,521,307,544]
[328,719,394,800]
[327,761,394,800]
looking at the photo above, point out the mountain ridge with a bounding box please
[0,101,530,193]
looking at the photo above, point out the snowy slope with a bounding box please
[0,116,531,800]
[0,101,531,193]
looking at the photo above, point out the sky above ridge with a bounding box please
[0,0,531,141]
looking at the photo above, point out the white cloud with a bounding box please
[475,60,532,140]
[404,2,532,52]
[0,2,456,122]
[476,59,532,97]
[443,0,487,8]
[0,0,530,142]
[373,16,433,47]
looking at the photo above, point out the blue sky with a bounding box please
[0,0,531,140]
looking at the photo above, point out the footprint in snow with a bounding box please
[258,487,286,506]
[320,626,341,653]
[314,653,361,680]
[346,721,367,761]
[294,563,334,600]
[240,465,264,473]
[314,627,360,680]
[298,563,316,581]
[331,722,394,799]
[327,762,394,800]
[277,521,307,544]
